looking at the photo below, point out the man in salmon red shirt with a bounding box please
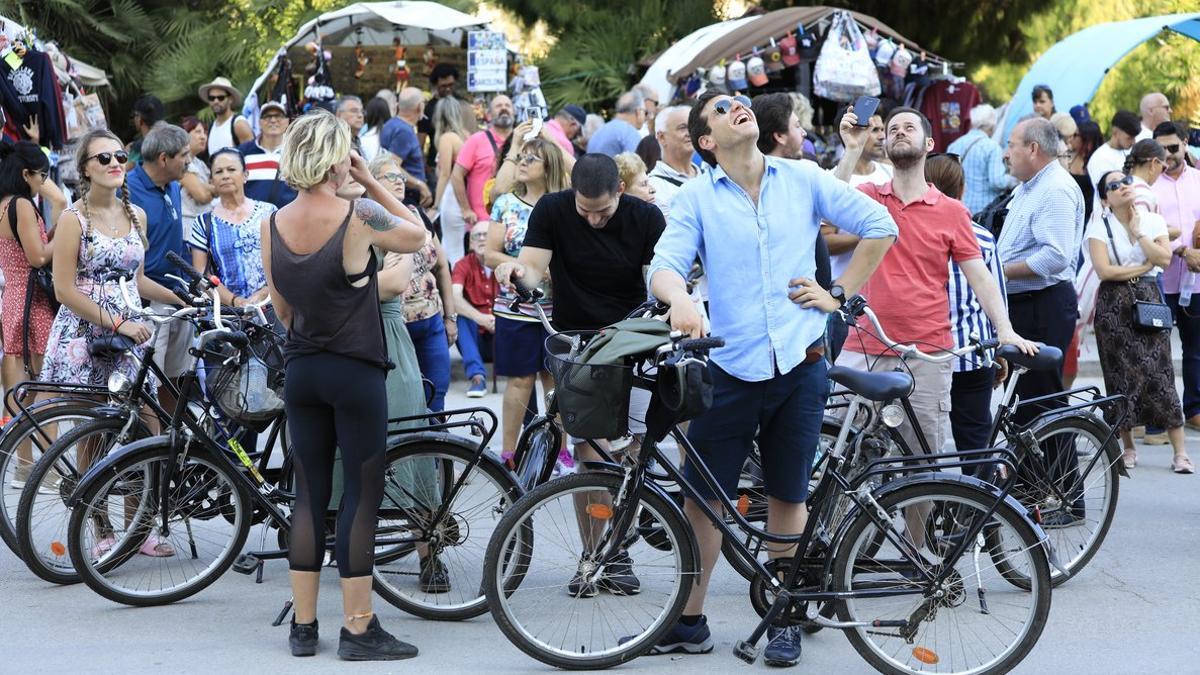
[834,106,1037,458]
[452,221,498,397]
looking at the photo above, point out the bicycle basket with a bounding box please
[545,331,633,440]
[206,330,286,432]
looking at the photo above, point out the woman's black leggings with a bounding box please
[284,352,387,578]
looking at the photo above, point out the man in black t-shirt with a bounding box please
[495,154,665,596]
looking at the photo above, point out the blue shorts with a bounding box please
[684,359,829,504]
[494,316,549,377]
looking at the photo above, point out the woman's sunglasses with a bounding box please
[87,151,129,166]
[516,154,544,165]
[1105,175,1135,192]
[712,95,752,116]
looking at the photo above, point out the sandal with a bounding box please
[91,534,118,559]
[1122,450,1137,470]
[1171,456,1194,474]
[138,534,177,558]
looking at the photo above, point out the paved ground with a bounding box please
[2,373,1198,674]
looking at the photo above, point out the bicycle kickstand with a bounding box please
[734,589,792,664]
[272,598,294,627]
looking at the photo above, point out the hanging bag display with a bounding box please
[813,11,881,102]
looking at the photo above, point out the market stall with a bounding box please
[639,7,977,153]
[247,0,505,115]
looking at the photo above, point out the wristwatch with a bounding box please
[830,284,846,308]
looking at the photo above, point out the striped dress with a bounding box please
[947,223,1006,372]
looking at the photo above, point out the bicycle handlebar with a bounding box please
[842,296,994,364]
[678,336,725,352]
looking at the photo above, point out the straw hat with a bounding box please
[198,77,243,107]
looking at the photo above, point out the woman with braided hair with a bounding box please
[41,129,182,410]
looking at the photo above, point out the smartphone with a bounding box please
[853,96,880,126]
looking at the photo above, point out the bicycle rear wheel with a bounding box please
[16,415,148,584]
[994,413,1121,588]
[371,439,523,621]
[66,442,251,606]
[483,472,695,670]
[0,405,103,554]
[832,480,1051,675]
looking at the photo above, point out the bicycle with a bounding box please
[482,317,1058,673]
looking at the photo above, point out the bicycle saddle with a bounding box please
[996,344,1061,372]
[827,365,914,402]
[89,334,138,358]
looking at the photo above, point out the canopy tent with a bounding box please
[249,1,495,99]
[0,13,110,87]
[641,6,952,104]
[1000,12,1200,142]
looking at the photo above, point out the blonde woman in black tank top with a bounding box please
[260,110,426,660]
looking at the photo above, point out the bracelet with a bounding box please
[444,313,458,321]
[113,317,125,333]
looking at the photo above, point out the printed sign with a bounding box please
[467,30,507,93]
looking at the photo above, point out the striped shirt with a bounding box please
[236,139,298,209]
[948,224,1006,371]
[996,160,1084,294]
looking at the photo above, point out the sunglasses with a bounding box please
[1105,175,1135,192]
[209,94,228,102]
[87,151,129,166]
[1162,144,1181,154]
[381,172,406,183]
[712,95,752,116]
[517,154,544,165]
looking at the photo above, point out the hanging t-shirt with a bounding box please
[0,49,65,148]
[919,80,981,152]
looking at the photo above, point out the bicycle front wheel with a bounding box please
[483,472,695,670]
[66,442,251,606]
[16,415,148,584]
[832,481,1051,675]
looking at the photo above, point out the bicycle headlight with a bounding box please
[880,404,905,428]
[107,371,132,395]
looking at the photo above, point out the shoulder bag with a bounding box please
[1102,215,1172,332]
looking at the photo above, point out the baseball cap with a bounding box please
[1069,104,1091,126]
[779,34,801,67]
[746,55,768,87]
[561,104,587,127]
[261,101,286,115]
[764,39,784,74]
[726,57,748,91]
[709,62,727,88]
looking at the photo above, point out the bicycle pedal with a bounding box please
[733,640,760,664]
[232,553,261,575]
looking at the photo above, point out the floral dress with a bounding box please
[41,208,157,391]
[0,197,55,356]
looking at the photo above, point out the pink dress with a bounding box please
[0,197,54,357]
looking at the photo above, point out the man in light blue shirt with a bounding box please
[645,91,897,662]
[947,104,1013,215]
[586,90,646,156]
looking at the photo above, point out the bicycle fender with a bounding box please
[66,434,170,508]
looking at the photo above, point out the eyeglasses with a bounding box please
[469,232,489,241]
[1162,144,1181,154]
[87,151,129,166]
[1105,175,1135,192]
[517,154,544,165]
[261,114,286,122]
[928,152,961,163]
[381,172,406,183]
[712,95,752,116]
[208,94,228,102]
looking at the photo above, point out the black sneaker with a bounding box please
[419,556,451,594]
[763,624,802,667]
[337,615,418,661]
[642,615,714,655]
[596,550,641,596]
[289,618,318,657]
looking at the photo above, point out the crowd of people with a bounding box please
[1,59,1199,662]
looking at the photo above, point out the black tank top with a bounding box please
[270,200,391,370]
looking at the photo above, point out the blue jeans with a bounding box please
[405,315,450,413]
[456,316,488,381]
[1166,293,1200,419]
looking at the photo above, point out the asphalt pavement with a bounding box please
[1,373,1198,674]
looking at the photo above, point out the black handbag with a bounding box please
[1102,215,1172,332]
